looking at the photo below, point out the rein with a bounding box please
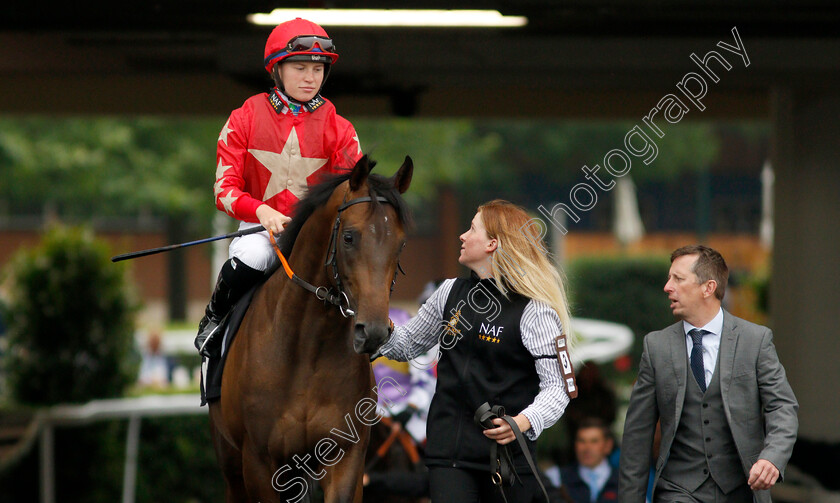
[268,194,391,318]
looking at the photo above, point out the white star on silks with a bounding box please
[214,179,225,197]
[218,120,234,145]
[219,190,238,215]
[248,127,327,202]
[352,133,362,155]
[215,158,232,181]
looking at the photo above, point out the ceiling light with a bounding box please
[247,9,527,28]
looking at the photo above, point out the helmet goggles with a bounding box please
[264,35,337,69]
[286,35,335,53]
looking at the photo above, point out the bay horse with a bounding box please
[209,155,413,503]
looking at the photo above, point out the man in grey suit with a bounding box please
[619,245,798,503]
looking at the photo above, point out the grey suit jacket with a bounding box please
[618,311,798,503]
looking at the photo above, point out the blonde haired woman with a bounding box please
[378,199,574,502]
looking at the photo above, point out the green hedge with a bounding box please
[134,415,224,502]
[0,226,225,501]
[2,225,139,405]
[0,414,223,502]
[567,255,675,369]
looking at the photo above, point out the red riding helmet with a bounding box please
[263,18,339,73]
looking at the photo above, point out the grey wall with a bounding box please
[771,87,840,441]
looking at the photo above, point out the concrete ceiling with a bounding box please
[3,2,840,117]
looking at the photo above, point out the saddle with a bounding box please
[200,282,263,405]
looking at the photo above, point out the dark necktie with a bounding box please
[689,328,709,392]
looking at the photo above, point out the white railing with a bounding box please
[30,318,633,503]
[36,393,204,503]
[572,318,634,364]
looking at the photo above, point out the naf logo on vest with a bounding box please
[478,322,504,343]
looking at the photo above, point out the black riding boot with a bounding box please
[195,257,264,357]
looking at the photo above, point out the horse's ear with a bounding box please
[349,155,371,191]
[392,156,413,194]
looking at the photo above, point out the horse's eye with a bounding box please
[343,231,354,245]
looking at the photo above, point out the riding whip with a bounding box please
[110,225,267,262]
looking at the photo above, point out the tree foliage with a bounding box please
[473,120,721,207]
[2,225,138,404]
[353,118,509,204]
[0,116,734,234]
[0,117,219,231]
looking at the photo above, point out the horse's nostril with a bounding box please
[354,323,390,343]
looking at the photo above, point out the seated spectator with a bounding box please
[563,364,617,464]
[560,418,618,503]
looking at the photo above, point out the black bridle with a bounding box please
[270,193,401,318]
[325,194,392,317]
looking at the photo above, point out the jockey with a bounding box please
[195,18,363,356]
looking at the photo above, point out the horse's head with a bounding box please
[333,156,413,354]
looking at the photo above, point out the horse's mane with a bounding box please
[279,156,412,256]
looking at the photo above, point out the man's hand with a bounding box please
[748,459,780,491]
[482,414,531,445]
[256,205,291,235]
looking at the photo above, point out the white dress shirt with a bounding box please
[683,307,724,388]
[579,459,612,502]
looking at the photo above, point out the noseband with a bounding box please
[270,193,398,318]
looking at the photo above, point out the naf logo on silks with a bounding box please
[478,322,504,343]
[268,90,326,114]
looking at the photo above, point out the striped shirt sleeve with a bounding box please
[518,299,571,440]
[378,279,455,362]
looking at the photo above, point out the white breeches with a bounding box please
[228,222,280,273]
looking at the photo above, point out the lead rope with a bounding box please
[475,403,551,503]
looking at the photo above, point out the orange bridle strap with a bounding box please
[268,231,296,280]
